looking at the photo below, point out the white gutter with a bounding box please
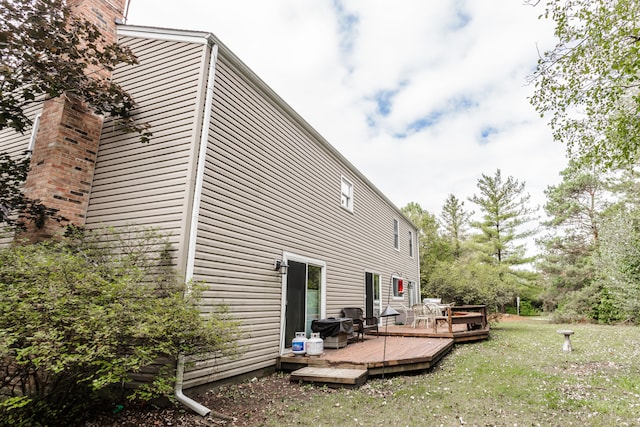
[174,42,219,418]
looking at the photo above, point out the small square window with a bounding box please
[393,218,399,250]
[340,176,353,212]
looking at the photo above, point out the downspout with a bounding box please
[174,41,219,418]
[175,355,209,417]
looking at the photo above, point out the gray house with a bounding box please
[1,24,420,391]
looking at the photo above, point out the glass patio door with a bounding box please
[365,272,381,320]
[284,260,323,348]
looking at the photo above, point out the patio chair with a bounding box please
[424,302,449,332]
[400,303,414,326]
[341,307,379,342]
[411,304,433,328]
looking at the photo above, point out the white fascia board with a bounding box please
[117,24,213,45]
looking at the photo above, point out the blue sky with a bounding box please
[127,0,565,252]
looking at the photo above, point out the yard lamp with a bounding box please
[380,305,400,379]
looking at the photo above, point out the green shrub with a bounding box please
[424,259,518,312]
[0,227,242,426]
[505,299,541,316]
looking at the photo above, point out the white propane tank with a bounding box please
[306,332,323,356]
[291,332,307,356]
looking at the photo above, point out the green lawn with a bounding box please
[272,319,640,427]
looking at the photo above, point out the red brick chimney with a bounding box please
[21,0,128,240]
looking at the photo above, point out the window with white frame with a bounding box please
[340,176,353,212]
[408,281,417,306]
[408,230,414,258]
[392,276,404,298]
[393,218,399,250]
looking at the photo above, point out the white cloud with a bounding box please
[127,0,567,254]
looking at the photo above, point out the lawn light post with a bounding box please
[380,273,402,378]
[380,305,400,379]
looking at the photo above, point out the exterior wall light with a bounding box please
[274,260,289,274]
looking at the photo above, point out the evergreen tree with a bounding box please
[468,169,538,267]
[440,193,472,259]
[543,160,607,245]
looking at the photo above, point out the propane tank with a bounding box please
[306,332,323,356]
[291,332,307,356]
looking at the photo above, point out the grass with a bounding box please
[268,319,640,426]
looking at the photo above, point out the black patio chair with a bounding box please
[341,307,379,342]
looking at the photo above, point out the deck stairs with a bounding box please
[290,366,368,387]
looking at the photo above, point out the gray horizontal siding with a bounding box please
[85,36,207,273]
[0,102,41,157]
[185,48,419,387]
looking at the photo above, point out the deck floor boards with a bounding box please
[279,321,489,378]
[279,310,489,385]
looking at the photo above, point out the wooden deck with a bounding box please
[280,305,490,386]
[280,335,454,377]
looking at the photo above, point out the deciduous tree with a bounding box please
[0,0,149,137]
[0,0,150,233]
[529,0,640,168]
[401,202,451,290]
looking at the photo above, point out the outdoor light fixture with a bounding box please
[380,305,400,318]
[274,260,289,275]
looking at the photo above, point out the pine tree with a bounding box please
[468,169,538,267]
[440,194,472,259]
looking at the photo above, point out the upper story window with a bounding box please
[408,230,414,258]
[393,218,400,250]
[340,176,354,212]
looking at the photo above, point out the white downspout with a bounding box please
[175,41,219,418]
[175,355,210,417]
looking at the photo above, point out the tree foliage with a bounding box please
[0,227,242,426]
[595,208,640,324]
[440,193,472,259]
[401,202,452,287]
[1,0,152,234]
[427,259,518,312]
[0,0,150,139]
[543,160,608,244]
[530,0,640,168]
[536,159,640,323]
[536,161,608,312]
[468,169,538,267]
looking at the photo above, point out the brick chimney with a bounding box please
[21,0,128,240]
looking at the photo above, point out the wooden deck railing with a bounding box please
[434,304,487,334]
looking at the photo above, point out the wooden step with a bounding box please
[290,367,368,387]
